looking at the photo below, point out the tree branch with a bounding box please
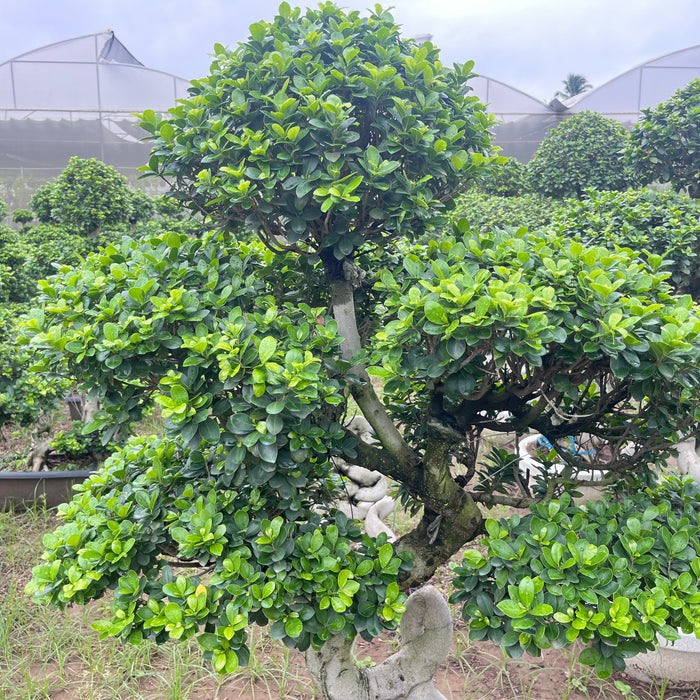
[322,257,419,468]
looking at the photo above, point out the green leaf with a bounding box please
[259,336,277,364]
[378,543,393,569]
[285,617,303,638]
[446,337,466,360]
[578,646,601,666]
[249,22,266,41]
[670,531,689,555]
[198,417,220,443]
[198,633,220,651]
[519,577,535,608]
[496,600,525,618]
[531,603,554,616]
[171,385,188,404]
[103,323,119,341]
[489,539,517,560]
[355,559,373,577]
[424,300,448,325]
[258,442,278,463]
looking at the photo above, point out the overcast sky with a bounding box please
[1,0,698,102]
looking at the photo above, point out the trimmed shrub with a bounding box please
[626,78,700,198]
[550,189,700,296]
[477,157,529,197]
[527,111,633,199]
[450,191,564,234]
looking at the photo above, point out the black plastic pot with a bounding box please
[0,469,93,510]
[64,395,83,421]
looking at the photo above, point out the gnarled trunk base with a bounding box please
[306,585,452,700]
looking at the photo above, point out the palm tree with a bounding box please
[554,73,592,100]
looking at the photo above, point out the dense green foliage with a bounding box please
[452,188,700,298]
[476,157,529,197]
[371,225,700,470]
[450,191,563,234]
[25,230,410,659]
[0,164,209,443]
[30,157,137,235]
[452,476,700,678]
[626,78,700,198]
[25,219,700,673]
[549,189,700,296]
[140,2,495,258]
[22,2,700,687]
[0,223,110,304]
[0,306,69,429]
[49,421,122,459]
[527,111,633,199]
[11,208,34,225]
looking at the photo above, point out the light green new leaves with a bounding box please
[258,336,277,364]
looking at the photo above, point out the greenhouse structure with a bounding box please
[472,44,700,161]
[0,31,189,180]
[0,32,698,179]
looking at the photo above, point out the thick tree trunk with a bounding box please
[306,586,453,700]
[82,395,100,422]
[323,255,484,588]
[395,435,483,588]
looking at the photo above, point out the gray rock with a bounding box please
[307,585,452,699]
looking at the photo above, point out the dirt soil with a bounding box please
[21,631,700,700]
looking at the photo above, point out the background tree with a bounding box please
[554,73,592,100]
[11,208,34,226]
[25,3,700,696]
[626,78,700,198]
[476,156,529,197]
[527,111,633,198]
[29,157,135,235]
[0,165,208,468]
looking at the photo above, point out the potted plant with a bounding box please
[0,306,90,509]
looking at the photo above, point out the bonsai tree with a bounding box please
[29,157,135,235]
[11,208,34,226]
[25,4,700,697]
[527,111,633,198]
[0,306,70,468]
[626,78,700,198]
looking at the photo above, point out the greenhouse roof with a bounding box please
[564,44,700,119]
[0,31,189,178]
[0,33,698,175]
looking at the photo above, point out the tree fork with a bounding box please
[396,436,483,589]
